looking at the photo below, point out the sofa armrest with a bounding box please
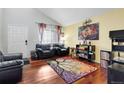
[36,48,43,52]
[36,48,44,59]
[56,47,61,50]
[3,53,23,61]
[0,60,23,83]
[67,47,70,50]
[0,60,24,71]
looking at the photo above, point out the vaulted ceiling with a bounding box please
[38,8,113,26]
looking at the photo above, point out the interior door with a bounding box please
[8,25,28,58]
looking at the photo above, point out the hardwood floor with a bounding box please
[19,57,107,84]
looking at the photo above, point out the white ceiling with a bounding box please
[38,8,113,26]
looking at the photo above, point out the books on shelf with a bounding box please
[76,44,95,61]
[78,53,88,59]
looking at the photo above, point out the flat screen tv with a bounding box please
[78,23,99,40]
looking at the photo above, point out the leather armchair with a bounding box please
[0,60,23,84]
[0,51,24,84]
[36,44,54,59]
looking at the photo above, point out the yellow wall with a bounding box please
[64,9,124,63]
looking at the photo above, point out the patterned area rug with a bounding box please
[48,57,97,84]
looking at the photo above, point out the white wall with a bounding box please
[2,8,60,57]
[0,9,2,51]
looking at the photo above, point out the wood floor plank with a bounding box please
[19,57,107,84]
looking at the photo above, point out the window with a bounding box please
[39,24,59,44]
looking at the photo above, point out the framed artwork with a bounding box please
[78,23,99,40]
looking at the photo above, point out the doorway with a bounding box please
[8,24,28,58]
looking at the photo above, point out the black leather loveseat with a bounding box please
[36,44,54,59]
[0,51,24,84]
[53,44,69,56]
[36,44,69,59]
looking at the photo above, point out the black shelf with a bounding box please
[108,30,124,84]
[113,38,124,42]
[109,30,124,39]
[112,45,124,51]
[76,44,95,62]
[108,63,124,72]
[112,57,124,64]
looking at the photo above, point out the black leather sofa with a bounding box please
[53,44,69,56]
[36,44,69,59]
[36,44,54,59]
[0,51,24,84]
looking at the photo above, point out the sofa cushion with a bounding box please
[3,53,22,61]
[53,44,64,48]
[36,44,51,50]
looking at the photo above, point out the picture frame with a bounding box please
[78,23,99,40]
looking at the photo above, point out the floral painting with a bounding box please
[78,23,99,40]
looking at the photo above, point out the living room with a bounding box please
[0,8,124,84]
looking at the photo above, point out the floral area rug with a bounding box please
[47,57,97,84]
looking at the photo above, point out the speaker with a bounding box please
[109,30,124,38]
